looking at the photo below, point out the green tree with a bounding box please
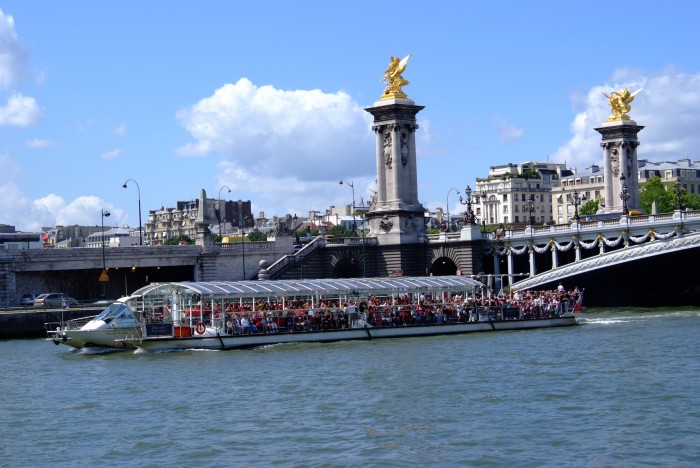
[327,225,353,238]
[247,230,267,242]
[579,198,599,216]
[163,235,193,245]
[639,176,674,213]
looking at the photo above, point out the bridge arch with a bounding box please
[329,250,363,278]
[429,257,458,276]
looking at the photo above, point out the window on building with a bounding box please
[504,216,509,223]
[521,194,526,201]
[665,170,672,179]
[503,194,508,201]
[503,206,508,213]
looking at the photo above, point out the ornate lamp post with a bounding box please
[619,174,630,215]
[100,210,110,296]
[524,195,536,226]
[446,187,460,232]
[122,179,142,245]
[218,185,231,237]
[459,185,478,225]
[571,189,586,221]
[339,180,356,234]
[673,177,684,211]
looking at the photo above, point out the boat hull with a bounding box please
[125,316,578,353]
[48,328,139,349]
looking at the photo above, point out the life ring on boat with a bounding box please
[195,322,206,335]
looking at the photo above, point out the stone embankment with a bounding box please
[0,308,103,339]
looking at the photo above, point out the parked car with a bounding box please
[20,293,40,306]
[34,293,80,308]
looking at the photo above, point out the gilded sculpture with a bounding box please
[602,87,642,122]
[380,54,411,100]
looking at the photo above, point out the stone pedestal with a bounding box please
[594,120,644,213]
[365,98,426,245]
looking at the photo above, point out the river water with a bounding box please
[1,308,699,467]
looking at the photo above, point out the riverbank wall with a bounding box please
[0,308,102,339]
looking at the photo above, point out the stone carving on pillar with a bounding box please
[400,131,409,166]
[610,147,620,177]
[383,130,392,168]
[379,216,393,232]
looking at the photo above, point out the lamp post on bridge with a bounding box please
[218,185,231,238]
[673,177,685,212]
[459,185,480,225]
[571,189,586,221]
[524,195,536,227]
[446,187,460,232]
[122,179,142,246]
[339,180,356,234]
[619,174,630,216]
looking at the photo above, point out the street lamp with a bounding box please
[459,185,480,225]
[446,187,460,232]
[339,180,356,234]
[673,177,685,211]
[619,174,630,215]
[100,210,110,296]
[218,185,231,238]
[571,189,586,221]
[122,179,142,245]
[524,195,536,226]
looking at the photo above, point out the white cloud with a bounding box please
[0,9,28,89]
[25,139,57,149]
[176,78,375,182]
[113,122,128,136]
[493,116,523,143]
[553,68,700,169]
[0,93,42,126]
[101,148,121,160]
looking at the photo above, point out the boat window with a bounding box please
[95,303,131,323]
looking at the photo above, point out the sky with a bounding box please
[1,1,700,232]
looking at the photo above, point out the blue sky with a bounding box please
[2,1,700,232]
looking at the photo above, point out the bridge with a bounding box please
[2,210,698,308]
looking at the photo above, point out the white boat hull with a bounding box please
[125,317,578,353]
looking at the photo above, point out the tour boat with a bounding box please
[107,276,579,353]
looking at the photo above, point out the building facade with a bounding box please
[474,161,571,226]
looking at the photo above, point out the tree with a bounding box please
[163,235,193,245]
[579,198,599,216]
[247,230,267,242]
[639,176,674,213]
[327,225,353,238]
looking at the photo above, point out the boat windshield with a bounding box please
[94,303,132,324]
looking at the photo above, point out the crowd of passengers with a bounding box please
[156,287,582,334]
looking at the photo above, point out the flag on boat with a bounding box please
[573,291,584,312]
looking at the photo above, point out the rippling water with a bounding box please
[2,308,700,467]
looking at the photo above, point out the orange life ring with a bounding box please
[195,322,206,335]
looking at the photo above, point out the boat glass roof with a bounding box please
[129,276,483,300]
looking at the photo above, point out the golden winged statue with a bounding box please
[603,87,642,121]
[380,54,411,100]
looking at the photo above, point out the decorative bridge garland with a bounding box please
[488,227,685,257]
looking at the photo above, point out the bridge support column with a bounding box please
[507,251,514,288]
[575,241,581,262]
[529,248,536,277]
[551,246,559,269]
